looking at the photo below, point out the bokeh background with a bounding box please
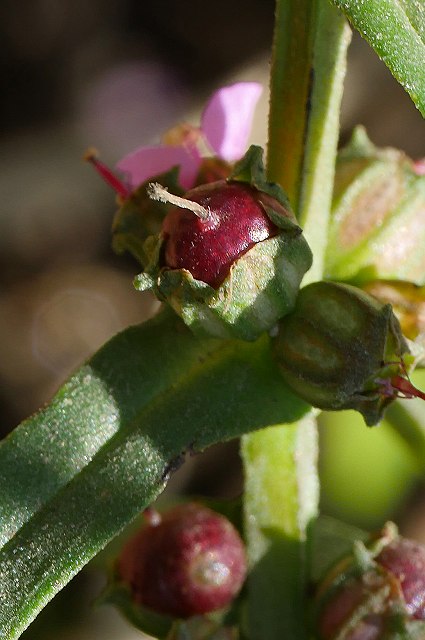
[1,1,424,638]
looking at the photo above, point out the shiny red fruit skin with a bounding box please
[162,180,283,288]
[118,503,247,618]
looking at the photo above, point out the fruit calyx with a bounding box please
[146,145,297,289]
[156,178,286,288]
[134,145,312,340]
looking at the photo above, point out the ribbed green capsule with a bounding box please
[325,128,425,286]
[272,281,410,425]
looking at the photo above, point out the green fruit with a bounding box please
[273,281,410,425]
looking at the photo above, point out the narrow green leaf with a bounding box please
[331,0,425,116]
[0,308,308,639]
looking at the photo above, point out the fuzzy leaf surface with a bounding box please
[331,0,425,116]
[0,308,308,639]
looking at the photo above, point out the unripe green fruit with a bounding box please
[272,281,410,425]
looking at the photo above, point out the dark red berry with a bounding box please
[377,537,425,620]
[117,503,247,618]
[161,180,286,288]
[316,529,425,639]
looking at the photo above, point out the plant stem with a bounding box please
[242,1,350,638]
[298,1,351,282]
[242,416,319,640]
[267,0,314,212]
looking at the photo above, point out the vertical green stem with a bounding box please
[241,416,319,640]
[298,1,351,282]
[242,2,350,639]
[267,0,314,210]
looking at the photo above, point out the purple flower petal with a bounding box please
[201,82,263,162]
[117,144,201,190]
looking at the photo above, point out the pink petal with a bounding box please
[201,82,263,162]
[117,144,201,190]
[413,158,425,176]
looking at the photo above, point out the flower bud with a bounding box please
[325,127,425,286]
[272,281,413,425]
[115,503,247,619]
[135,145,312,340]
[315,523,425,639]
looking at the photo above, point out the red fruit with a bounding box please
[376,537,425,620]
[118,503,247,618]
[316,530,425,639]
[161,180,285,288]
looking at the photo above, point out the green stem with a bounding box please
[241,416,318,640]
[242,2,350,638]
[298,1,351,282]
[267,0,314,211]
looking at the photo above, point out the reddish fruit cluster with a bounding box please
[161,180,284,288]
[317,529,425,639]
[118,503,247,618]
[377,537,425,620]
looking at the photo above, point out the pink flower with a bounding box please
[87,82,262,198]
[413,158,425,176]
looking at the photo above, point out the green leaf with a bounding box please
[309,515,367,583]
[331,0,425,116]
[0,308,309,639]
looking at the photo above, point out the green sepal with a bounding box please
[326,127,425,286]
[112,166,184,266]
[273,281,410,425]
[97,574,174,639]
[135,230,312,341]
[229,145,291,212]
[167,617,239,640]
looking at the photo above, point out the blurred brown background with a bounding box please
[0,1,424,638]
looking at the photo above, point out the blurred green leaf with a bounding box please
[310,515,367,583]
[331,0,425,116]
[326,127,425,285]
[0,308,308,639]
[319,408,420,529]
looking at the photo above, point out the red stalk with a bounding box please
[390,375,425,401]
[84,149,130,198]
